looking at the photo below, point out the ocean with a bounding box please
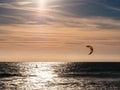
[0,62,120,90]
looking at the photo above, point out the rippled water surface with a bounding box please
[0,62,120,90]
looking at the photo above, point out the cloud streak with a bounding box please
[0,0,120,27]
[0,0,120,58]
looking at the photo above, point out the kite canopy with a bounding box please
[86,45,93,55]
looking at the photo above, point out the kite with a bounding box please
[86,45,94,55]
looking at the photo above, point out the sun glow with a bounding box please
[39,0,47,9]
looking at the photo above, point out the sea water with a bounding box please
[0,62,120,90]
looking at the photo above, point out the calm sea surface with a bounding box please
[0,62,120,90]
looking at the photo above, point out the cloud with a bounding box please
[49,0,120,19]
[0,29,12,34]
[0,0,120,46]
[94,23,120,30]
[0,0,16,3]
[0,0,119,31]
[90,40,120,46]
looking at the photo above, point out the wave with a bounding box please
[59,72,120,78]
[0,73,22,78]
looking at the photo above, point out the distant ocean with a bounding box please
[0,62,120,90]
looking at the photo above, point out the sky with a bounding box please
[0,0,120,61]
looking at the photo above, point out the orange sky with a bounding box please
[0,25,120,61]
[0,0,120,61]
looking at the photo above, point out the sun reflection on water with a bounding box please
[0,63,120,90]
[22,63,58,89]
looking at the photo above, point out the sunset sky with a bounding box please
[0,0,120,61]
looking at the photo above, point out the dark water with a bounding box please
[0,62,120,90]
